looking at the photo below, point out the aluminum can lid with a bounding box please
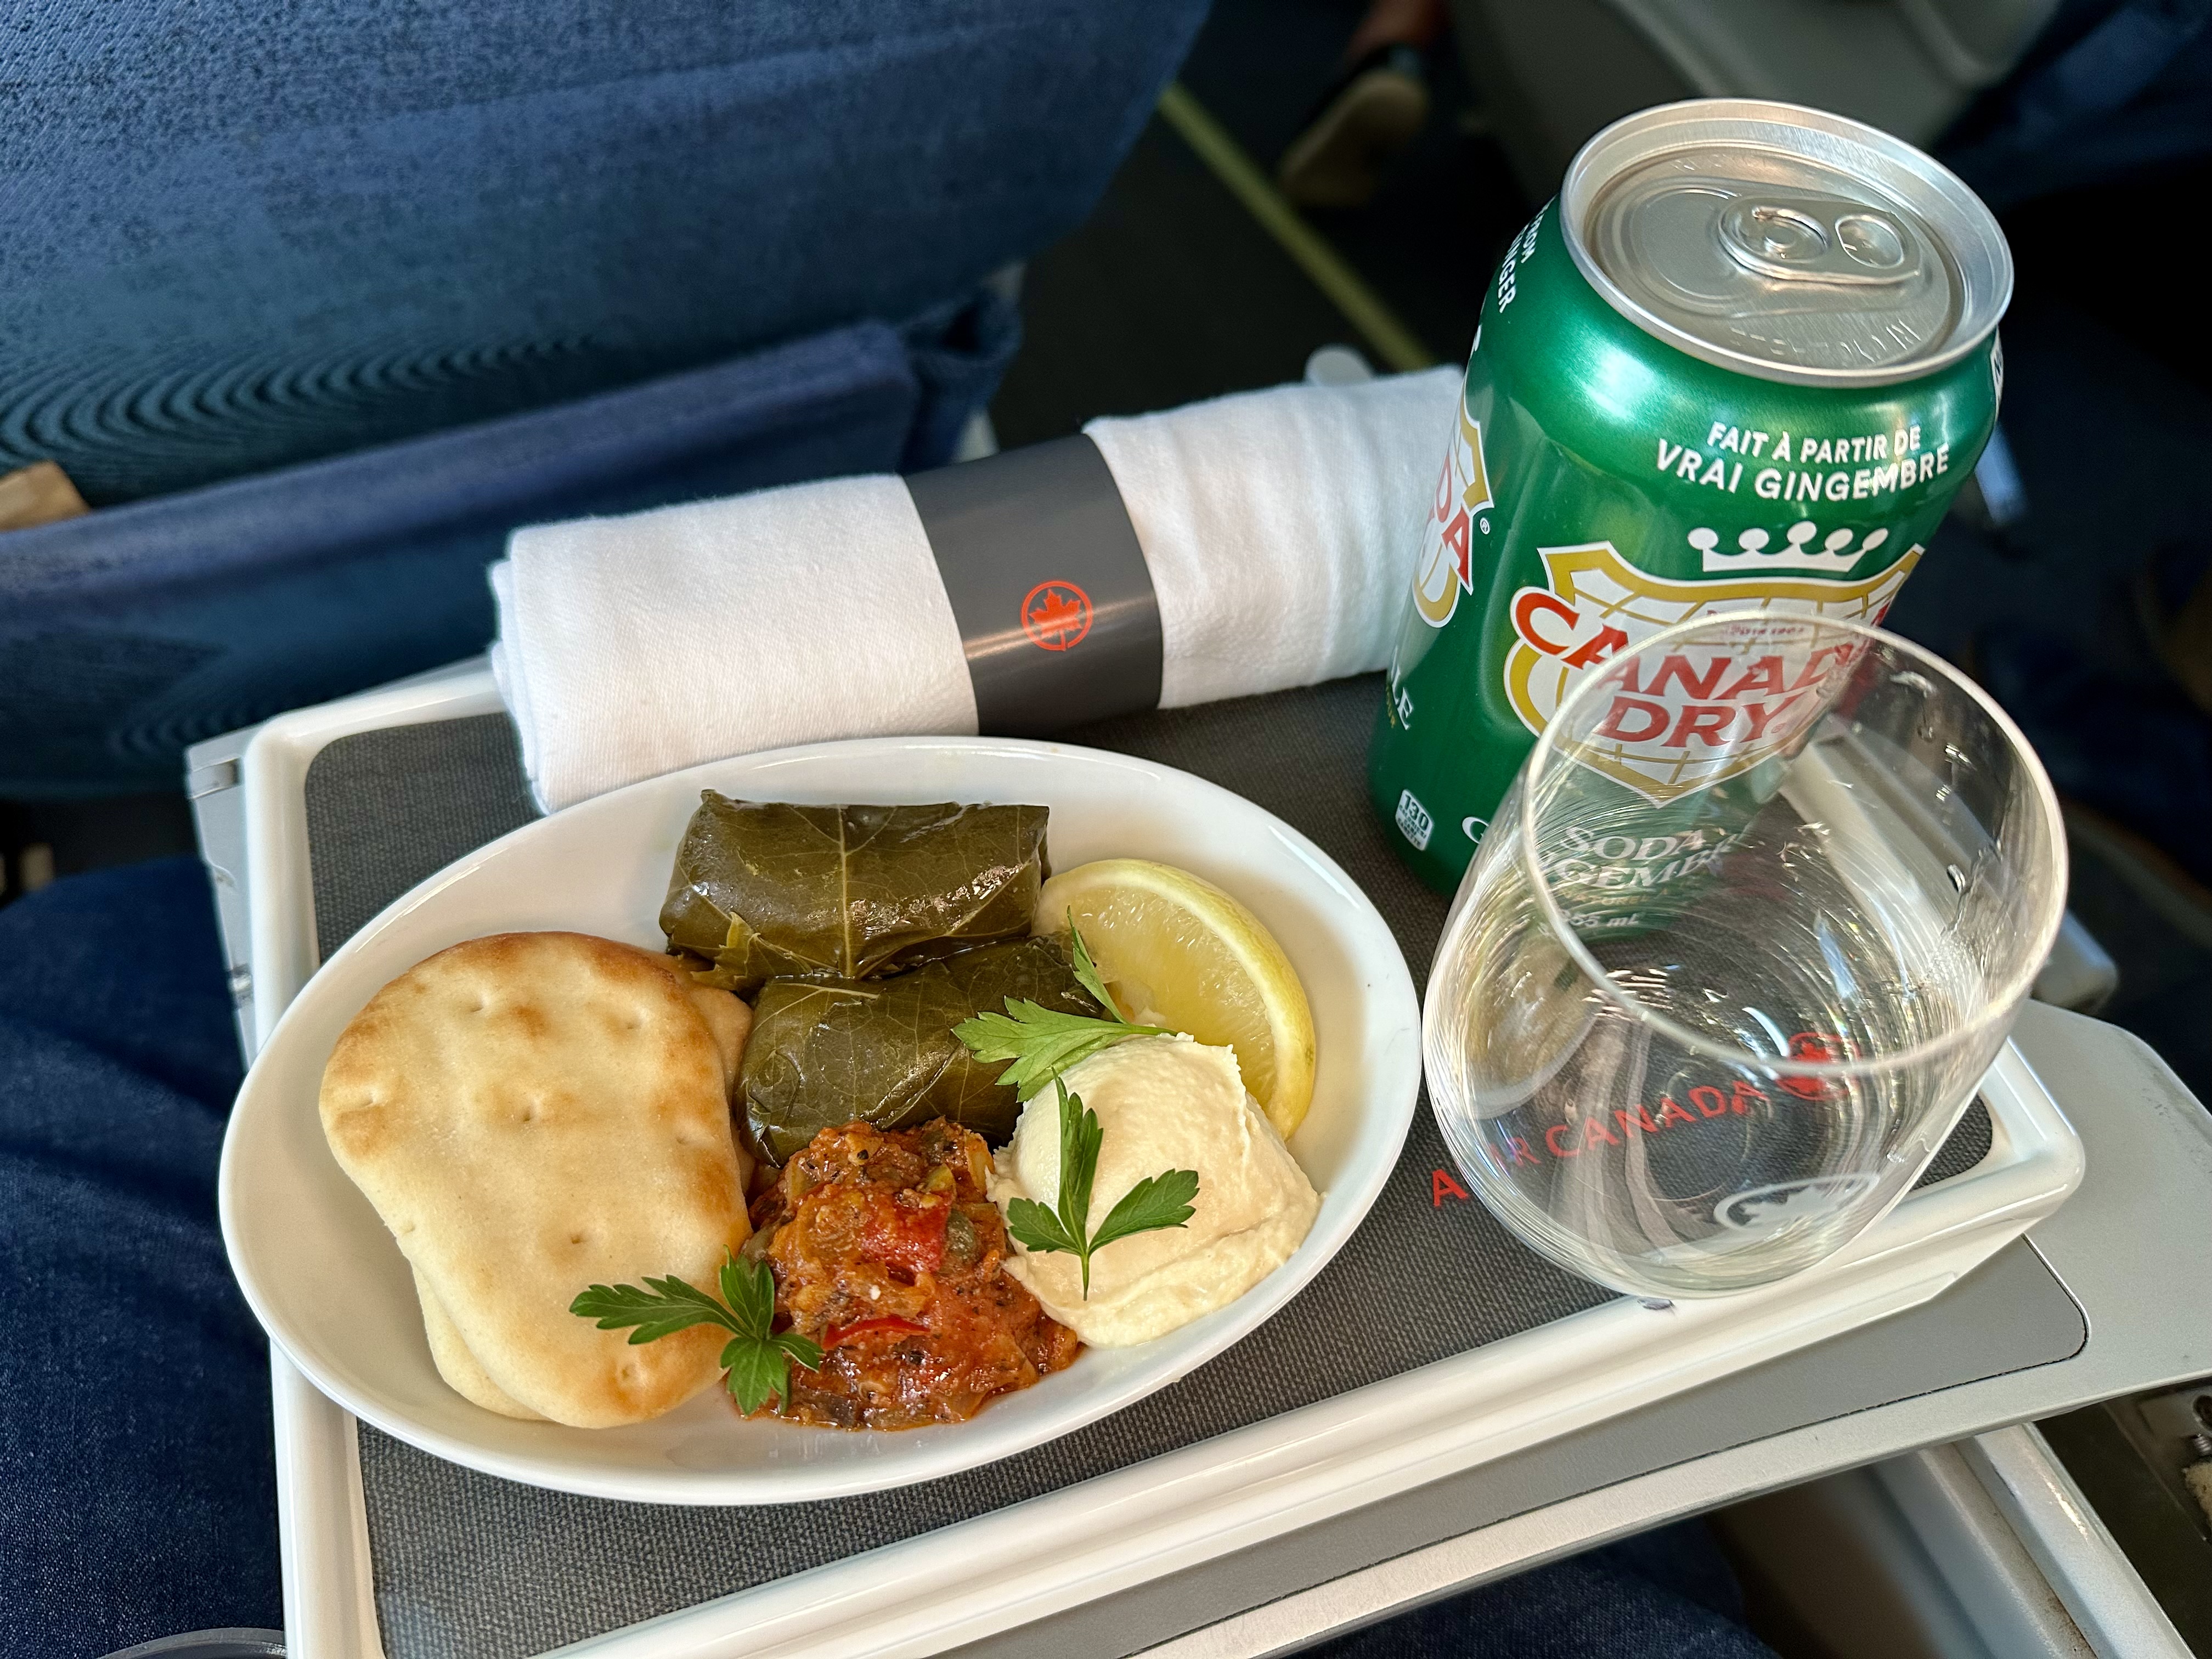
[1564,99,2011,386]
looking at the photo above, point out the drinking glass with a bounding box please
[1425,612,2066,1299]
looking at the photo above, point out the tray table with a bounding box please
[189,665,2212,1659]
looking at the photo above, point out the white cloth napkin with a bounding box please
[490,365,1459,810]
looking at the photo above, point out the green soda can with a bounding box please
[1370,98,2012,895]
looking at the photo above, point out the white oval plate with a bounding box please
[219,736,1421,1504]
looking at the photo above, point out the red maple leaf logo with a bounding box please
[1778,1031,1854,1099]
[1021,580,1093,651]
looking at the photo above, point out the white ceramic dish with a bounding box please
[219,735,1423,1504]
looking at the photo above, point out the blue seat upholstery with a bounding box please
[0,0,1210,794]
[2,323,939,794]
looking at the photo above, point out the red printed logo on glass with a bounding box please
[1021,580,1093,652]
[1777,1031,1853,1100]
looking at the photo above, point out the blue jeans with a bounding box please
[0,857,1772,1656]
[1304,1521,1773,1659]
[1,859,276,1654]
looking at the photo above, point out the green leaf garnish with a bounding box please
[571,1252,822,1415]
[1002,1078,1198,1297]
[1091,1169,1204,1253]
[1065,917,1122,1018]
[952,918,1169,1101]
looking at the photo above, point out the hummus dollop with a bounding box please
[990,1035,1319,1346]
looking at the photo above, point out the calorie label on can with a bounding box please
[1369,99,2012,893]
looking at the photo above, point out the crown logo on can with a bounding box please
[1690,522,1891,575]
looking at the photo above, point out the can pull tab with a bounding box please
[1717,192,1921,287]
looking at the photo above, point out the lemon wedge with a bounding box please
[1035,859,1317,1138]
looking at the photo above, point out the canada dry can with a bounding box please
[1369,98,2013,895]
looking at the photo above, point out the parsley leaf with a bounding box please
[952,918,1169,1101]
[1090,1169,1203,1252]
[1002,1194,1081,1257]
[1065,921,1122,1018]
[568,1276,733,1345]
[571,1252,821,1415]
[1002,1079,1199,1297]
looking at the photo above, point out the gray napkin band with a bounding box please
[906,435,1164,736]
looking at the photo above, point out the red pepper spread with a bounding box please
[747,1119,1080,1429]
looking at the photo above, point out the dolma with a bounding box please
[741,936,1105,1161]
[660,797,1048,994]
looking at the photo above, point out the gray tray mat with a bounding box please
[302,675,1993,1657]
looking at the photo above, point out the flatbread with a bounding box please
[644,953,757,1194]
[321,932,752,1427]
[414,1266,544,1420]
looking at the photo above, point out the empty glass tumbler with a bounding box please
[1425,613,2066,1298]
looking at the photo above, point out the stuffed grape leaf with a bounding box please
[659,796,1048,994]
[741,936,1106,1160]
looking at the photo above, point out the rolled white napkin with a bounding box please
[491,365,1459,810]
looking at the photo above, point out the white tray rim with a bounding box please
[230,670,2085,1659]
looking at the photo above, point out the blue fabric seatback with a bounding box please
[1,324,926,795]
[1,1,1206,504]
[0,1,1209,793]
